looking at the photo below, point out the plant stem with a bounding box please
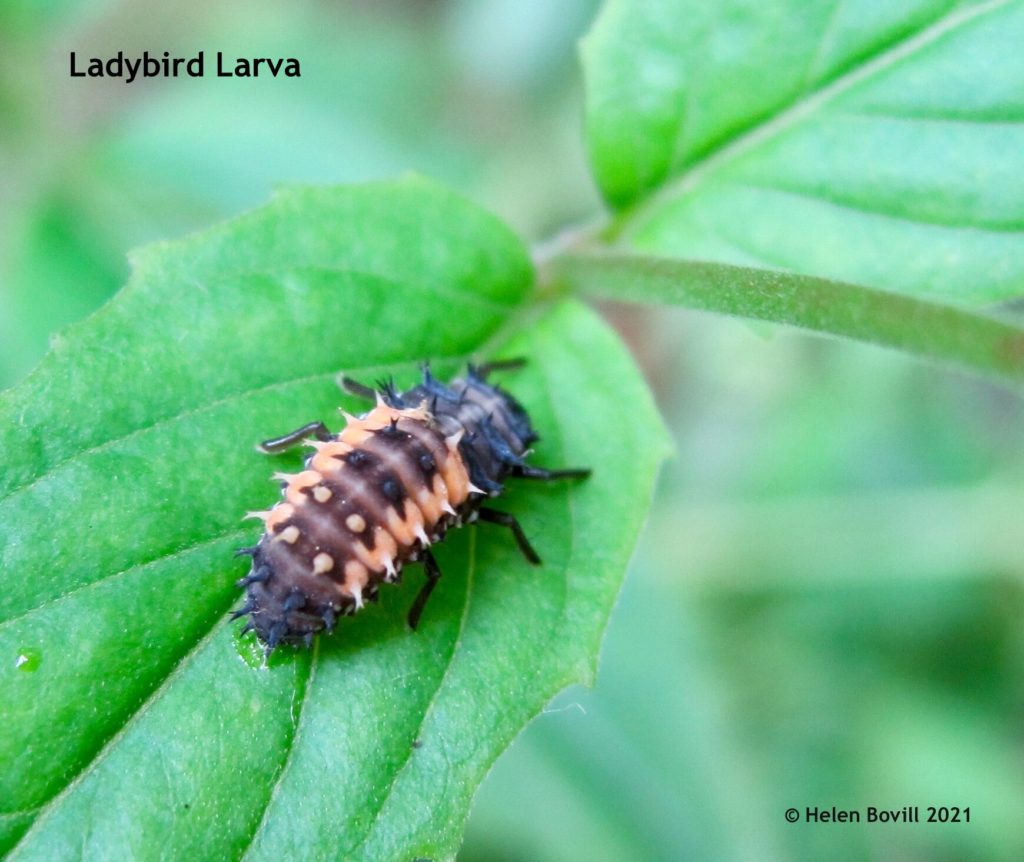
[550,250,1024,388]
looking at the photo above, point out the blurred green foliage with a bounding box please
[0,0,600,387]
[464,311,1024,861]
[2,1,1022,860]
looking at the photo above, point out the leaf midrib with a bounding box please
[236,642,318,862]
[612,0,1012,238]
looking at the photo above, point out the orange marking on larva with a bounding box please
[350,541,377,570]
[417,470,458,518]
[310,441,351,474]
[438,449,470,506]
[403,500,427,540]
[312,552,335,575]
[343,559,368,584]
[284,470,323,505]
[370,527,398,568]
[372,524,395,556]
[340,405,430,447]
[415,484,443,523]
[342,561,369,607]
[383,505,418,547]
[338,425,375,446]
[265,502,295,531]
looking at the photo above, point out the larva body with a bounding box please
[234,364,584,651]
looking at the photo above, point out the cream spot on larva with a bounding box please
[313,485,332,503]
[312,552,335,575]
[277,525,300,544]
[346,513,366,532]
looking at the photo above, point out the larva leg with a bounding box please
[511,465,592,481]
[477,507,541,565]
[257,421,332,454]
[407,549,443,630]
[339,376,377,401]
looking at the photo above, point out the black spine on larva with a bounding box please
[237,364,540,650]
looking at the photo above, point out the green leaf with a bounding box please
[0,178,668,860]
[553,251,1024,387]
[582,0,1024,302]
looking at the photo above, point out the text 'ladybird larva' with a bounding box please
[232,360,590,653]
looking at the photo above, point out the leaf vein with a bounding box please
[799,0,845,94]
[236,642,317,861]
[0,528,249,632]
[840,108,1024,127]
[738,181,1024,235]
[620,0,1012,233]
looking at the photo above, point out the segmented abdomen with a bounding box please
[243,402,471,646]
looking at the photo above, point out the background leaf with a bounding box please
[582,0,1024,302]
[0,179,667,860]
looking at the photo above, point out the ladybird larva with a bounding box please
[233,360,590,652]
